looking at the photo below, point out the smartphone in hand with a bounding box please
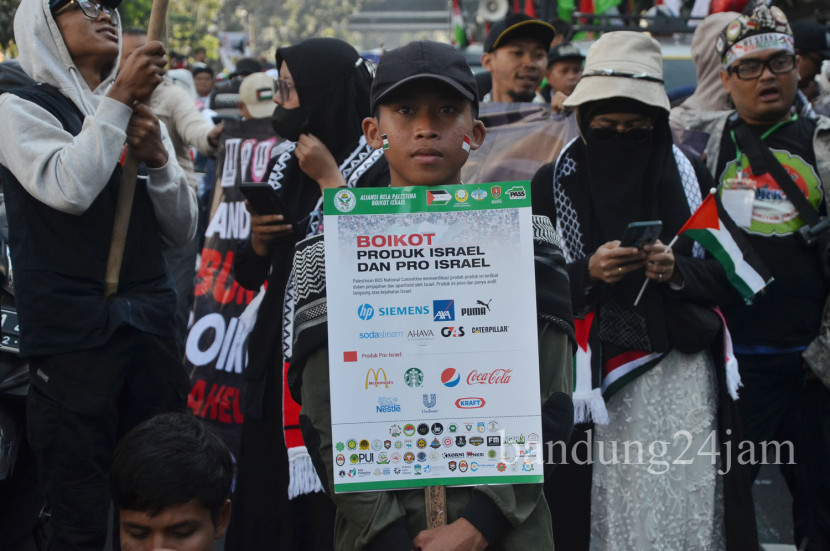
[620,220,662,250]
[238,182,293,224]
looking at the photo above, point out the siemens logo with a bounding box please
[379,306,430,316]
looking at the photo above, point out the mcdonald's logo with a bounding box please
[365,368,393,389]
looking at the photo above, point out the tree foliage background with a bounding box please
[1,0,22,51]
[1,0,381,63]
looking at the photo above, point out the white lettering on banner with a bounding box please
[221,139,241,188]
[239,139,256,183]
[185,313,250,373]
[205,201,251,240]
[251,139,279,182]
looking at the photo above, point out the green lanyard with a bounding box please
[729,113,798,175]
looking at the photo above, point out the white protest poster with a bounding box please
[323,182,542,493]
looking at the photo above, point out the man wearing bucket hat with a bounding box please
[532,30,758,550]
[0,0,196,548]
[689,5,830,549]
[480,13,555,103]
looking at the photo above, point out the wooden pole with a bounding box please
[425,485,447,527]
[103,0,169,297]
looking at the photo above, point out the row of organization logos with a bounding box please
[424,185,527,207]
[358,366,513,391]
[334,426,540,479]
[333,184,527,214]
[357,298,493,322]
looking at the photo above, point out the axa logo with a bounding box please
[365,368,392,389]
[357,304,374,320]
[455,397,486,409]
[441,326,465,338]
[441,368,460,387]
[433,300,455,322]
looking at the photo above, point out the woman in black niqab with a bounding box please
[227,38,387,551]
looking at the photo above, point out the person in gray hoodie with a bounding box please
[0,0,197,549]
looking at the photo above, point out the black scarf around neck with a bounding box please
[561,113,693,352]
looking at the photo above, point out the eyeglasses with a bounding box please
[273,78,295,102]
[728,53,796,80]
[53,0,119,25]
[589,125,653,143]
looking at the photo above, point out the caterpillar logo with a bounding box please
[365,368,393,389]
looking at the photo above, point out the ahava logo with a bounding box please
[433,300,455,322]
[357,304,374,320]
[441,326,465,338]
[441,368,461,387]
[455,397,486,409]
[467,368,512,385]
[407,329,434,339]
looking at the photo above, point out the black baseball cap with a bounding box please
[792,20,830,58]
[370,40,478,113]
[483,13,556,53]
[547,42,584,67]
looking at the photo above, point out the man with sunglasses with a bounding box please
[689,5,830,549]
[0,0,196,549]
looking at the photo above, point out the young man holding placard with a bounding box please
[286,40,575,551]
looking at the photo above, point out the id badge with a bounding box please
[722,178,756,228]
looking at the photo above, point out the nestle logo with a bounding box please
[455,397,485,409]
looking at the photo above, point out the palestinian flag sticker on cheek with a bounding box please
[381,134,389,150]
[462,134,471,153]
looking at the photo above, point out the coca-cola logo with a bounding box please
[467,368,512,385]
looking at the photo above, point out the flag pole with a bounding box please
[633,234,679,307]
[103,0,169,297]
[633,189,717,306]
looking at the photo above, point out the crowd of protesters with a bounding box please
[1,0,830,549]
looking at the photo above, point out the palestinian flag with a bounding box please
[451,0,468,48]
[678,192,773,302]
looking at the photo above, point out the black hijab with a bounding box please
[270,38,382,231]
[564,97,692,352]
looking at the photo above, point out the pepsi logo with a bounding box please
[441,368,460,387]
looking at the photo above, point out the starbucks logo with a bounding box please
[404,367,423,387]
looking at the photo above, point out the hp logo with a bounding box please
[357,304,374,320]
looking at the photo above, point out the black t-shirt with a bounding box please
[716,116,827,348]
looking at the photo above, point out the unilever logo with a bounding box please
[357,304,374,320]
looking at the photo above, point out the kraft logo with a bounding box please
[433,300,455,322]
[441,368,460,387]
[357,304,374,320]
[455,397,486,409]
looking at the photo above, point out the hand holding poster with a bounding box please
[323,182,543,492]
